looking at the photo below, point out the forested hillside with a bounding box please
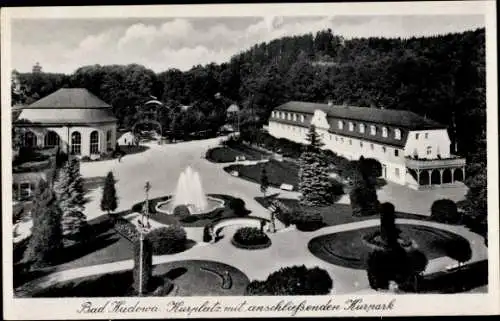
[12,28,485,159]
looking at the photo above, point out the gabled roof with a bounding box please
[274,101,444,130]
[28,88,111,108]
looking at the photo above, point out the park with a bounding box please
[12,126,488,297]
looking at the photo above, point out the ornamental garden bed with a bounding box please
[308,224,473,270]
[224,159,300,191]
[205,145,267,163]
[24,260,250,297]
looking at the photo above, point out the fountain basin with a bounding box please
[156,196,225,215]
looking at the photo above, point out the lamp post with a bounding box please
[137,181,152,296]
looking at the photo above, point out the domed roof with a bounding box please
[17,88,117,125]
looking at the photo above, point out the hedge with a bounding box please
[173,205,191,219]
[146,226,187,255]
[246,265,333,295]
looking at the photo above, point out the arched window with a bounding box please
[370,125,377,135]
[106,130,112,150]
[90,131,99,154]
[300,115,305,123]
[359,123,365,133]
[394,129,401,140]
[292,114,297,121]
[348,122,354,131]
[44,131,60,147]
[382,127,388,137]
[338,120,344,130]
[24,131,37,147]
[71,131,81,155]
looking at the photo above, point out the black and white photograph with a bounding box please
[1,1,498,319]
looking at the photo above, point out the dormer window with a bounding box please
[394,129,401,140]
[338,120,344,130]
[359,124,365,133]
[300,115,305,123]
[382,127,388,138]
[370,125,377,136]
[348,122,354,131]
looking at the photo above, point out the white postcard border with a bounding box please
[2,1,499,319]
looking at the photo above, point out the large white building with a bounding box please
[268,101,466,190]
[15,88,118,158]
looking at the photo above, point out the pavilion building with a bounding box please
[268,101,466,190]
[15,88,118,158]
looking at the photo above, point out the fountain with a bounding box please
[156,166,225,215]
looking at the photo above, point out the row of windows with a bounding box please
[272,111,306,123]
[338,120,401,140]
[23,130,111,155]
[271,111,403,140]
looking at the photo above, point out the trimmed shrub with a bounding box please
[292,210,324,232]
[146,226,187,255]
[246,265,333,295]
[233,227,270,246]
[228,198,248,217]
[430,199,460,224]
[173,205,191,220]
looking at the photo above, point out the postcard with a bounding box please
[1,1,499,319]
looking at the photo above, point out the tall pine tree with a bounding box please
[101,171,118,214]
[23,179,63,269]
[305,124,324,151]
[298,126,333,206]
[55,159,88,244]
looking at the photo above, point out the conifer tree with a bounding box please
[298,124,333,206]
[305,124,324,151]
[56,159,88,243]
[23,179,63,269]
[101,171,118,214]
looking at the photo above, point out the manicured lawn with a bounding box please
[308,224,472,269]
[255,197,428,227]
[14,214,134,288]
[28,260,249,297]
[206,144,269,163]
[225,160,300,190]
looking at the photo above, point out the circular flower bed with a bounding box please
[231,227,271,250]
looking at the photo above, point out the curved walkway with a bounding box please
[15,218,487,296]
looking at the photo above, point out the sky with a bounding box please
[10,15,485,74]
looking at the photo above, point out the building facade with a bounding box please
[268,101,466,189]
[14,88,118,158]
